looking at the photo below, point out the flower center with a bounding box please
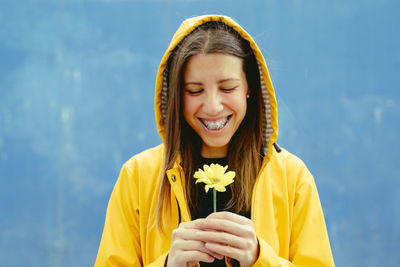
[211,177,220,183]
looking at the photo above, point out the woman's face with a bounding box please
[183,53,249,158]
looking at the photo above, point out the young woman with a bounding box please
[95,15,335,267]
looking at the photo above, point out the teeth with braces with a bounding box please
[201,117,228,130]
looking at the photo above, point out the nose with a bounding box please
[202,90,223,116]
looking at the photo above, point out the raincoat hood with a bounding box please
[154,14,278,161]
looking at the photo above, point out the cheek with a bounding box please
[229,95,248,115]
[235,100,248,122]
[183,96,195,119]
[239,100,248,117]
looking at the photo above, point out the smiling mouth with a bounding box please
[199,115,232,130]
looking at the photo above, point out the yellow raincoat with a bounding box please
[95,15,335,267]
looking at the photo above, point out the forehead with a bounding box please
[184,53,244,81]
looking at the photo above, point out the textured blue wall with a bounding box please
[1,1,399,266]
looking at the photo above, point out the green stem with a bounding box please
[213,188,217,213]
[212,188,217,258]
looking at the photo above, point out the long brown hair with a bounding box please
[156,21,264,229]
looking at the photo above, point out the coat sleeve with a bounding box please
[94,162,169,267]
[252,159,335,267]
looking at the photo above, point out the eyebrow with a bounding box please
[184,78,240,86]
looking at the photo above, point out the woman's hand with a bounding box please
[194,211,260,267]
[166,220,224,267]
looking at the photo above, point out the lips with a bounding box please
[199,115,232,130]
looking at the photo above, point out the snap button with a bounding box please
[171,175,176,182]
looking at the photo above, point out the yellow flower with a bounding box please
[194,163,235,193]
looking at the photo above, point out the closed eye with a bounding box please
[220,86,238,92]
[184,88,203,95]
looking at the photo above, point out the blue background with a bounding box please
[1,0,399,266]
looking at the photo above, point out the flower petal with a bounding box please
[214,184,227,192]
[224,171,236,180]
[204,164,213,174]
[204,184,214,193]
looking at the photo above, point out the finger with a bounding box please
[178,220,203,230]
[169,238,218,265]
[179,239,224,260]
[207,211,251,225]
[195,218,254,238]
[204,242,242,261]
[168,250,215,266]
[172,229,212,253]
[171,227,224,258]
[204,241,258,267]
[181,250,215,264]
[174,220,213,241]
[195,230,246,249]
